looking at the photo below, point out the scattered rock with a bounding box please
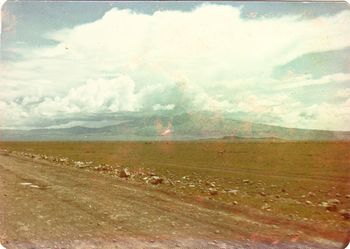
[305,200,312,205]
[242,179,250,184]
[233,201,238,205]
[59,158,69,163]
[206,182,216,187]
[209,188,218,195]
[260,192,266,197]
[327,199,340,205]
[339,209,350,220]
[94,164,112,171]
[320,201,328,207]
[325,203,337,212]
[346,195,350,199]
[74,161,85,167]
[119,168,131,178]
[227,189,239,195]
[149,176,163,185]
[261,203,271,211]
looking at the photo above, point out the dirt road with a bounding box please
[0,153,346,249]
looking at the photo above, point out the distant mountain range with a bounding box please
[1,112,350,141]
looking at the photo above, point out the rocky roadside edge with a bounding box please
[1,148,349,223]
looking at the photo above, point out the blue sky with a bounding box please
[1,1,350,130]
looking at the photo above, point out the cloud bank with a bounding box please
[1,4,350,130]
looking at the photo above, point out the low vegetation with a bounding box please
[1,141,349,232]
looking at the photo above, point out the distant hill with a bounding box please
[1,112,350,141]
[220,135,284,141]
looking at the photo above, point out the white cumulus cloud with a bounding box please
[1,3,350,130]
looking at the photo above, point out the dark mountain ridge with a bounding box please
[1,112,349,141]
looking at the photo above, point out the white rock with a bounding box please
[119,168,131,178]
[149,176,163,185]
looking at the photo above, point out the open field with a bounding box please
[0,141,349,248]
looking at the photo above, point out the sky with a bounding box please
[1,1,350,131]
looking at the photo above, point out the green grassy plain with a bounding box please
[1,141,349,230]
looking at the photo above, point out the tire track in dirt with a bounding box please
[0,156,261,240]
